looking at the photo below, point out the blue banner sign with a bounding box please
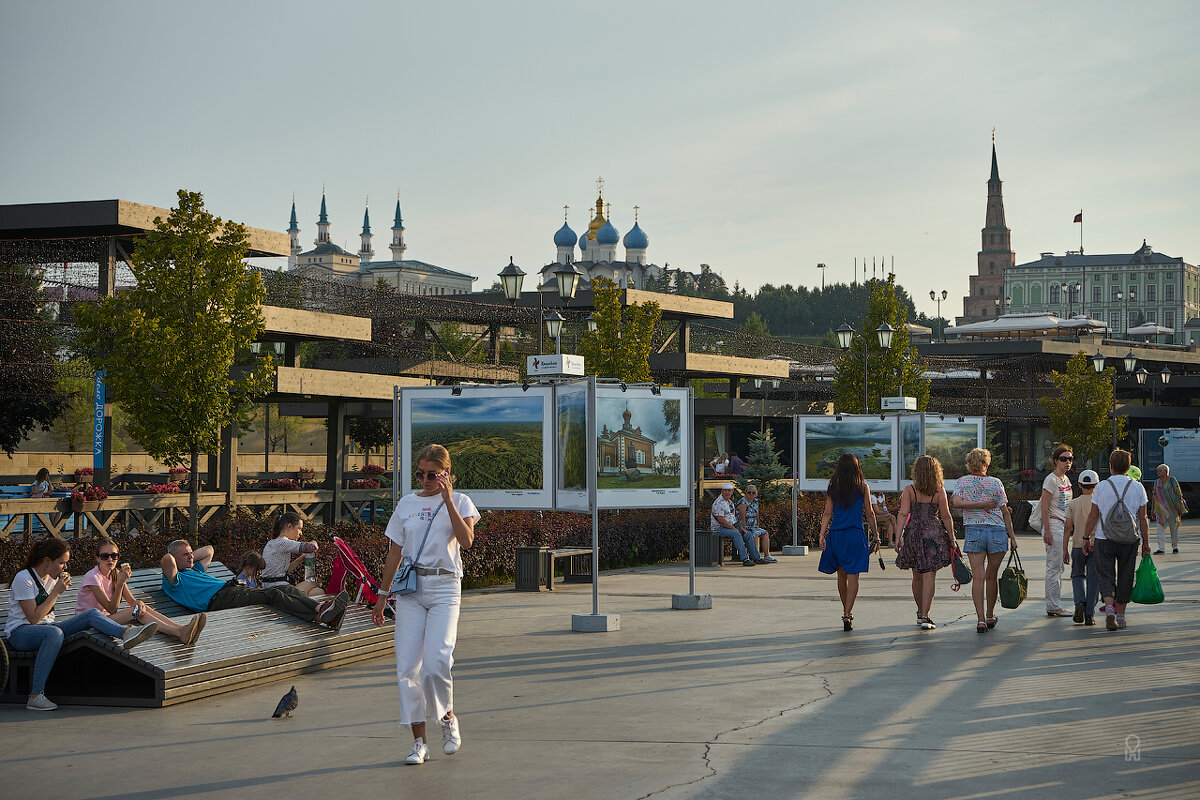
[93,370,105,469]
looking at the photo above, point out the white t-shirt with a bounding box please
[384,491,479,578]
[261,537,317,585]
[6,569,60,636]
[1042,473,1072,524]
[1090,475,1147,542]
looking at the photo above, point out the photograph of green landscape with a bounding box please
[799,416,896,489]
[555,382,590,510]
[900,414,922,484]
[404,389,551,507]
[923,417,984,484]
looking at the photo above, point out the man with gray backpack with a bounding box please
[1082,450,1151,631]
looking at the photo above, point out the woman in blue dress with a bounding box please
[818,453,880,630]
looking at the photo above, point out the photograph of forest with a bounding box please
[803,418,894,482]
[923,419,982,481]
[595,395,682,490]
[557,386,588,492]
[409,395,545,491]
[900,415,921,482]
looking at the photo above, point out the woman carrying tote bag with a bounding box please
[374,444,479,766]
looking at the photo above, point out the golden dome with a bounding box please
[586,193,606,241]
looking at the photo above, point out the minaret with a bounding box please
[358,199,374,265]
[959,135,1016,324]
[389,195,406,261]
[287,197,301,269]
[315,190,331,245]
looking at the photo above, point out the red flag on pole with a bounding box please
[1073,212,1083,223]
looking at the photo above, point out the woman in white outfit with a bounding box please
[374,444,478,765]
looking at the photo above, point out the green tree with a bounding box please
[579,277,661,381]
[1039,350,1125,462]
[739,427,790,504]
[0,263,68,455]
[347,416,392,454]
[833,277,930,413]
[741,311,769,337]
[243,403,304,455]
[74,189,274,535]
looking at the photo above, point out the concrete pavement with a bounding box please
[3,526,1198,800]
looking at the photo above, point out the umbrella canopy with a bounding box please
[1127,323,1174,335]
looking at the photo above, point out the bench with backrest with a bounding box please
[1,561,393,707]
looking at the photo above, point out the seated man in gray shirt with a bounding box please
[711,483,765,566]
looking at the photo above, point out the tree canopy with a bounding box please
[73,189,274,533]
[0,262,68,455]
[1040,350,1125,462]
[579,276,661,381]
[833,277,930,414]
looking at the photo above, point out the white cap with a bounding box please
[1078,469,1099,485]
[721,482,734,490]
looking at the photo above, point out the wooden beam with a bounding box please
[649,352,791,379]
[261,306,372,342]
[624,289,734,320]
[273,367,431,399]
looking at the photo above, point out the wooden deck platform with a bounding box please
[1,563,393,707]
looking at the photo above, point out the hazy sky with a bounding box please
[3,1,1197,319]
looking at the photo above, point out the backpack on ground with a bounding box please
[1102,478,1140,544]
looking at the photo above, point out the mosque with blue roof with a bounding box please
[287,193,476,296]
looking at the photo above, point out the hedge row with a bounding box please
[0,497,828,589]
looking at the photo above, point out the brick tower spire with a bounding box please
[958,137,1016,324]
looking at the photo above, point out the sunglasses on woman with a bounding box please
[1058,456,1074,462]
[98,552,120,560]
[414,470,444,482]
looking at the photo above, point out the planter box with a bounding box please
[67,498,103,513]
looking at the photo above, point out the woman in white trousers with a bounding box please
[374,444,478,765]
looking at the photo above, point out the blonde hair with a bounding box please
[416,444,455,485]
[965,447,991,473]
[911,455,944,497]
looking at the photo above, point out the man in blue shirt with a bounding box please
[161,540,348,630]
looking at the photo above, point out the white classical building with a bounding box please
[1003,241,1200,342]
[287,195,475,296]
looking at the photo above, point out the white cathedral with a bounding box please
[287,194,476,296]
[537,185,702,292]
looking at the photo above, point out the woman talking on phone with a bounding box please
[374,444,479,765]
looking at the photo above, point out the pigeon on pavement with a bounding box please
[272,686,299,718]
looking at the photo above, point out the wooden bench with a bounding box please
[1,561,393,707]
[514,547,593,591]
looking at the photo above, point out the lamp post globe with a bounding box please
[498,257,525,304]
[543,310,565,342]
[875,322,895,350]
[553,262,581,302]
[1123,350,1138,373]
[1135,367,1149,386]
[1091,351,1106,374]
[1161,367,1172,385]
[835,323,855,351]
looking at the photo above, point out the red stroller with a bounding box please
[326,536,384,606]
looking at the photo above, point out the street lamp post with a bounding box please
[1060,282,1081,317]
[929,290,947,342]
[817,262,826,291]
[836,322,895,412]
[1092,349,1141,449]
[994,295,1012,316]
[543,310,565,356]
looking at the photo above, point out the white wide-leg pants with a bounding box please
[392,573,461,726]
[1045,520,1065,611]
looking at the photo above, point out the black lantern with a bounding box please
[553,262,581,302]
[543,310,565,341]
[1123,350,1138,373]
[498,257,525,304]
[835,323,855,350]
[1091,351,1106,373]
[875,322,895,350]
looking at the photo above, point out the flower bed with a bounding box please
[360,464,387,476]
[71,485,108,503]
[145,482,180,494]
[350,478,382,489]
[258,478,301,490]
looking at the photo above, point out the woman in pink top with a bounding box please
[75,536,205,645]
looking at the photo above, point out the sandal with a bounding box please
[986,617,998,629]
[976,621,988,633]
[842,615,853,631]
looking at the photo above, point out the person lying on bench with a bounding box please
[160,540,349,631]
[75,535,206,645]
[8,539,158,712]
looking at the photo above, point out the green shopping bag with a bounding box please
[1131,554,1164,605]
[999,550,1027,609]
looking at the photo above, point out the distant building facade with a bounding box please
[287,195,475,296]
[958,142,1015,325]
[1004,241,1200,342]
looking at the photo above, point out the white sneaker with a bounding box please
[405,737,429,765]
[122,622,158,649]
[26,694,58,711]
[440,715,461,755]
